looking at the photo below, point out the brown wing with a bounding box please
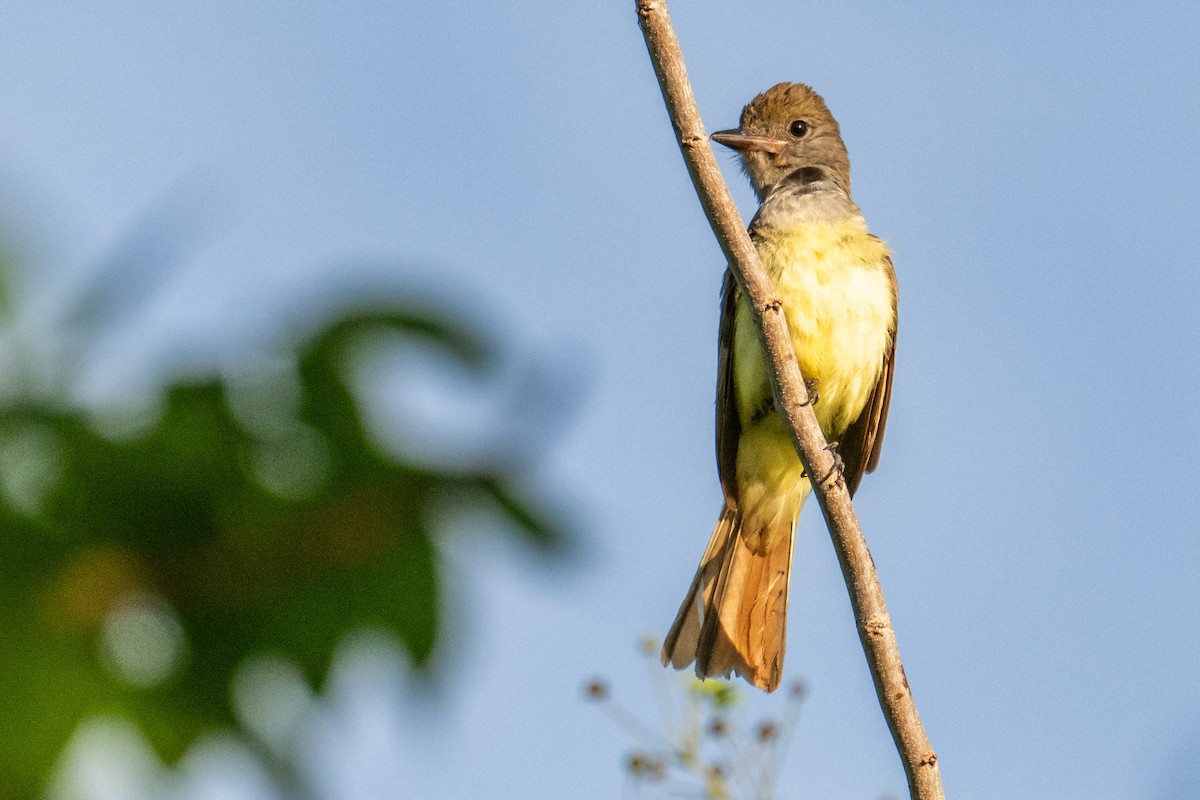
[837,255,897,497]
[715,269,741,505]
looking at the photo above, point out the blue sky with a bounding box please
[2,2,1200,799]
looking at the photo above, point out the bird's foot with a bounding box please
[798,378,819,407]
[817,441,846,488]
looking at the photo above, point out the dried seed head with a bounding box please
[584,679,609,701]
[626,751,666,781]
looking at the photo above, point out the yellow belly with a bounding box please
[731,219,894,541]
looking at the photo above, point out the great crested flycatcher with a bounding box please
[661,83,897,692]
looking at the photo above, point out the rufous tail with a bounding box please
[660,505,797,692]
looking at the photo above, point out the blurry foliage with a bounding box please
[0,227,567,796]
[587,640,807,800]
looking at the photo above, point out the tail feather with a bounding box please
[661,505,797,692]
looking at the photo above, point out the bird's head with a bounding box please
[712,83,851,201]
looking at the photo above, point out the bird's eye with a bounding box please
[788,120,809,138]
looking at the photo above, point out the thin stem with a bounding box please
[633,2,943,798]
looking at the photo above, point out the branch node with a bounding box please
[864,614,892,638]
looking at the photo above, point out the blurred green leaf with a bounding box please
[478,475,563,550]
[0,300,568,797]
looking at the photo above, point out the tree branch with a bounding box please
[634,2,944,798]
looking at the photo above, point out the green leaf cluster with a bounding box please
[0,302,564,797]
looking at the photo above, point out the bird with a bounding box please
[661,83,897,692]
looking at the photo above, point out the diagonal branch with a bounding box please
[634,2,944,798]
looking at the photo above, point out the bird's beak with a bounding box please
[711,128,787,155]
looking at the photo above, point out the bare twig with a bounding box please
[634,2,943,798]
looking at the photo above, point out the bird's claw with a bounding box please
[819,441,845,487]
[798,378,819,407]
